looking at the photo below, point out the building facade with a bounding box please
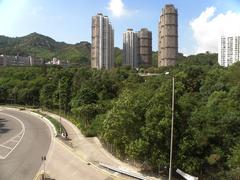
[138,28,152,66]
[122,28,152,69]
[158,4,178,67]
[0,55,44,67]
[123,29,139,68]
[91,13,114,70]
[218,36,240,67]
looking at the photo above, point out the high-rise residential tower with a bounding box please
[123,29,139,68]
[138,28,152,66]
[218,36,240,67]
[122,28,152,69]
[91,13,114,70]
[158,4,178,67]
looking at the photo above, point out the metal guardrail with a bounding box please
[99,162,147,180]
[176,169,198,180]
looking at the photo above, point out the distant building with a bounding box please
[91,13,114,70]
[158,4,178,67]
[138,28,152,66]
[46,57,70,67]
[122,28,152,69]
[0,55,44,67]
[123,29,139,68]
[15,55,31,66]
[0,55,31,66]
[30,57,44,66]
[0,55,6,66]
[218,36,240,67]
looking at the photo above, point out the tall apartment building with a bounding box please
[91,13,114,70]
[122,28,152,68]
[123,29,139,68]
[218,36,240,67]
[138,28,152,66]
[158,4,178,67]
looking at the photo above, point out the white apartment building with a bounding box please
[91,13,114,70]
[218,36,240,67]
[123,29,138,68]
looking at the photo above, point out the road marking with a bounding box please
[0,112,25,159]
[0,145,13,150]
[9,139,18,142]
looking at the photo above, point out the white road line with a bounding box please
[0,144,13,150]
[9,139,19,142]
[0,155,3,159]
[0,112,25,159]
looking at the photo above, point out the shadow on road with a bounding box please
[0,118,10,134]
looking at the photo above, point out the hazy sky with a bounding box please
[0,0,240,55]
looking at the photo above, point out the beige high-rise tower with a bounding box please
[158,4,178,67]
[138,28,152,66]
[122,28,152,69]
[91,13,114,70]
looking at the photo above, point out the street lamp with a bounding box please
[138,71,175,179]
[59,79,62,135]
[166,72,175,180]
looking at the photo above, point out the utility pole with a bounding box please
[41,156,46,180]
[169,76,175,180]
[59,80,62,135]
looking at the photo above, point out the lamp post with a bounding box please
[169,76,175,180]
[59,80,62,135]
[41,155,46,179]
[138,71,175,179]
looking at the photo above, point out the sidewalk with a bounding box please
[41,111,160,180]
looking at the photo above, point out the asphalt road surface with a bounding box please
[0,108,51,180]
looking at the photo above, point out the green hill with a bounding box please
[0,33,91,65]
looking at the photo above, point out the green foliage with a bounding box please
[36,111,65,135]
[0,53,240,178]
[0,33,91,64]
[114,47,123,67]
[152,51,158,67]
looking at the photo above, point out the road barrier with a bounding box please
[176,169,198,180]
[99,162,147,180]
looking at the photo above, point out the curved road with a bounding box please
[0,108,51,180]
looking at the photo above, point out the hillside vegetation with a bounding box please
[0,53,239,179]
[0,33,91,65]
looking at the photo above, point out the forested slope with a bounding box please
[0,53,239,179]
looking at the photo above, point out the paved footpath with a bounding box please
[41,111,159,180]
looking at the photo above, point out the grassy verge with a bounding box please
[41,109,86,135]
[33,110,65,135]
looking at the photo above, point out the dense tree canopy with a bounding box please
[0,53,239,179]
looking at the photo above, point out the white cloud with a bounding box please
[107,0,125,17]
[107,0,136,17]
[190,7,240,54]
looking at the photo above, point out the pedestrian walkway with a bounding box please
[41,111,159,180]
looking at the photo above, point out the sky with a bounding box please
[0,0,240,55]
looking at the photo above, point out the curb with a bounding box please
[30,111,58,137]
